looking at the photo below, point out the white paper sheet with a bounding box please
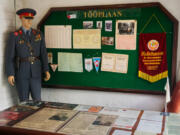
[99,107,140,119]
[134,131,157,135]
[112,130,132,135]
[113,117,137,129]
[141,111,163,122]
[45,25,72,48]
[74,105,91,111]
[165,113,180,135]
[136,120,162,134]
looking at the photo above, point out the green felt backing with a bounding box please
[40,6,173,93]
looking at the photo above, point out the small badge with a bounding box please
[35,34,41,41]
[14,32,18,36]
[48,53,53,64]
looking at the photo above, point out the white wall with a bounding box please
[13,0,180,111]
[0,0,19,111]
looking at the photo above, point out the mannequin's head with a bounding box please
[16,8,36,30]
[20,17,33,30]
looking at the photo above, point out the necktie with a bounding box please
[26,30,30,41]
[26,30,30,36]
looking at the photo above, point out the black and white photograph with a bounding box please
[96,21,102,29]
[117,21,135,35]
[83,21,93,29]
[105,20,112,32]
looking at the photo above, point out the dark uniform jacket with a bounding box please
[6,27,49,79]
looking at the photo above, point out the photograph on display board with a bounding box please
[102,37,114,45]
[83,21,93,29]
[117,21,135,35]
[96,21,102,29]
[105,20,112,32]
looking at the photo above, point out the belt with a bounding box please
[19,56,40,64]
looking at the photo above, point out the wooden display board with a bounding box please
[38,2,178,94]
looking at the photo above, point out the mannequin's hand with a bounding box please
[8,76,15,86]
[44,71,50,81]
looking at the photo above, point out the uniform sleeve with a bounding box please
[5,33,16,77]
[40,32,49,72]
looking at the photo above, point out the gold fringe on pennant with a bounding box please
[138,70,168,83]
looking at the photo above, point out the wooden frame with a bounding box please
[38,2,178,95]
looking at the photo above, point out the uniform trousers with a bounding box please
[16,77,41,102]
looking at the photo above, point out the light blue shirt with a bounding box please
[22,27,32,35]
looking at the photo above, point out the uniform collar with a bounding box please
[21,27,32,35]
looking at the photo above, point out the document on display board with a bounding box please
[45,25,72,48]
[58,52,83,72]
[101,53,129,73]
[73,29,101,49]
[115,20,137,50]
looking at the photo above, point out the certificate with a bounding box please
[101,53,129,73]
[73,29,101,49]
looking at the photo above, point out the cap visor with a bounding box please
[24,16,34,19]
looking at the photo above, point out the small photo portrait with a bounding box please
[49,113,68,121]
[96,21,102,29]
[118,22,135,35]
[83,21,93,29]
[102,37,114,45]
[105,20,112,32]
[92,115,116,126]
[48,52,53,64]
